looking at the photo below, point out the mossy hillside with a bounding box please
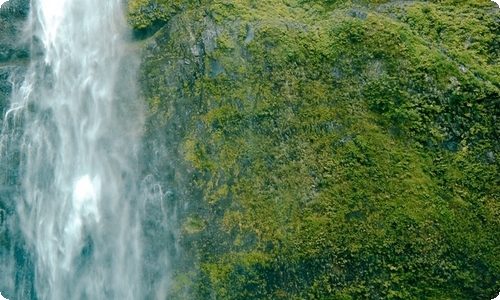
[131,0,500,298]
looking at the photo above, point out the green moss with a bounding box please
[133,0,500,298]
[184,216,207,233]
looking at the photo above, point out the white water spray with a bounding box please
[0,0,143,298]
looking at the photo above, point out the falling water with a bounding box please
[0,0,144,298]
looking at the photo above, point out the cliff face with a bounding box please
[131,0,500,299]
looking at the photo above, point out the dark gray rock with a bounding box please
[0,66,14,115]
[0,0,29,260]
[0,0,29,15]
[0,0,30,63]
[0,4,37,299]
[0,0,30,116]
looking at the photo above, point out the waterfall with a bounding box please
[0,0,145,298]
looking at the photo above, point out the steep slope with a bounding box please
[130,0,500,298]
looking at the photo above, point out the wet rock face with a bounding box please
[0,66,14,115]
[0,0,29,62]
[0,0,29,115]
[0,0,29,249]
[0,17,24,63]
[0,0,29,13]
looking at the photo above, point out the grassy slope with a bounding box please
[130,0,500,298]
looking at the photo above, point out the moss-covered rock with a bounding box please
[132,0,500,298]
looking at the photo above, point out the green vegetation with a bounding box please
[130,0,500,298]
